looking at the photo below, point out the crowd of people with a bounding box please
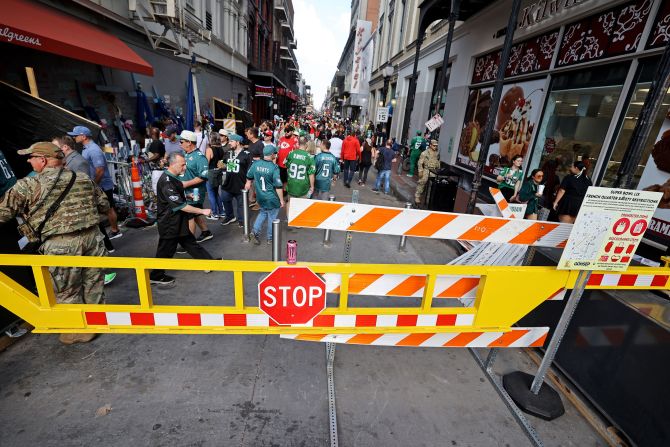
[0,110,598,346]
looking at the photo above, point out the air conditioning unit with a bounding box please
[150,0,176,18]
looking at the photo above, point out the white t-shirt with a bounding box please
[196,131,208,155]
[329,137,343,159]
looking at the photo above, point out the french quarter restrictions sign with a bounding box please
[258,266,327,325]
[558,187,662,272]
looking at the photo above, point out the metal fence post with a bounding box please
[323,195,335,246]
[242,189,250,240]
[272,219,281,262]
[398,202,412,251]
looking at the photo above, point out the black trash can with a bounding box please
[426,167,460,212]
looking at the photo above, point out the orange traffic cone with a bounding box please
[131,157,148,220]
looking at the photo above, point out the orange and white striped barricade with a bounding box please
[287,198,572,247]
[488,187,527,219]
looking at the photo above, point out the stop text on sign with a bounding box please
[261,286,324,307]
[258,266,327,325]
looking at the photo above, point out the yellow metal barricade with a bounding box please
[0,255,667,347]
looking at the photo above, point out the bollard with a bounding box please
[241,188,250,240]
[272,219,281,262]
[323,195,335,246]
[398,202,413,251]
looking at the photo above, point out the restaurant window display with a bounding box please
[457,78,546,176]
[601,58,670,189]
[527,63,629,184]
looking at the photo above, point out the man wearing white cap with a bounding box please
[179,130,213,243]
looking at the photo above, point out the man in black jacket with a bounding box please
[150,152,213,285]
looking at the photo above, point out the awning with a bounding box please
[1,0,153,76]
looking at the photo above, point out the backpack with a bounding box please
[375,149,385,172]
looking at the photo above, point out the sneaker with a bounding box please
[267,239,273,245]
[206,214,218,221]
[406,174,413,177]
[107,248,115,254]
[220,216,237,226]
[248,200,257,208]
[238,221,245,228]
[372,188,380,194]
[176,248,187,254]
[150,274,176,285]
[109,230,123,240]
[196,231,214,243]
[104,272,116,285]
[251,203,260,211]
[251,233,261,245]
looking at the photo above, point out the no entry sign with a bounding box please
[258,266,327,325]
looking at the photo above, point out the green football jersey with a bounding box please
[181,149,209,204]
[314,152,340,192]
[286,149,316,197]
[246,160,282,209]
[410,136,425,152]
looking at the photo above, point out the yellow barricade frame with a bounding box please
[0,254,667,336]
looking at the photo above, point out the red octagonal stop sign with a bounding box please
[258,266,326,325]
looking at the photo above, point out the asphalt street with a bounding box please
[0,175,605,446]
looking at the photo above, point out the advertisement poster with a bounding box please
[637,110,670,242]
[558,187,662,271]
[457,79,545,177]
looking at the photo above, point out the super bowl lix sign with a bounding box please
[258,267,326,325]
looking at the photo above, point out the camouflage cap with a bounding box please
[18,141,63,158]
[430,139,439,146]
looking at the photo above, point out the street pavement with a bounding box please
[0,170,605,446]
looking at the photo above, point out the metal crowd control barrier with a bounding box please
[0,254,667,340]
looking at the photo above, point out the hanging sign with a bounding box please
[425,114,444,132]
[558,187,662,271]
[255,85,273,98]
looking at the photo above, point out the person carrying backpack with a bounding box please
[372,139,396,195]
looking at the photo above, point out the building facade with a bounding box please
[327,0,380,121]
[1,0,250,141]
[368,0,670,252]
[247,0,301,123]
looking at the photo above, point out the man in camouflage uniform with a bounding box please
[415,139,441,206]
[0,142,110,345]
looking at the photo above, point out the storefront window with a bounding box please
[528,63,629,182]
[600,58,670,188]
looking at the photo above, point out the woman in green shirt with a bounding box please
[496,155,524,201]
[518,169,544,220]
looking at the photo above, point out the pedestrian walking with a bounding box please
[245,145,284,245]
[314,140,340,200]
[415,139,441,205]
[150,152,214,285]
[277,125,299,189]
[285,136,315,217]
[220,134,252,227]
[408,130,426,177]
[372,139,397,195]
[205,132,224,219]
[357,138,375,186]
[178,130,213,242]
[495,155,524,201]
[518,169,544,220]
[553,161,592,224]
[0,142,110,345]
[68,126,123,240]
[163,124,182,158]
[341,130,361,188]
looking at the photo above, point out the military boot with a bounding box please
[59,333,97,345]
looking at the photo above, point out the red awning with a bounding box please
[1,0,153,76]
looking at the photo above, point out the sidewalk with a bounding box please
[0,179,605,447]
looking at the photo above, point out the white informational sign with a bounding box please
[425,114,445,132]
[350,20,372,95]
[558,187,662,271]
[376,107,389,123]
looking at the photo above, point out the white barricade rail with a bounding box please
[288,199,572,247]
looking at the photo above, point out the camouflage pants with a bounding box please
[415,172,433,202]
[40,226,107,304]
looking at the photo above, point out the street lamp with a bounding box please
[381,65,394,107]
